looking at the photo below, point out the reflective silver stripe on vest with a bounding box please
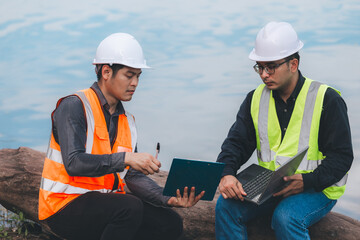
[40,177,110,194]
[298,81,321,152]
[70,97,138,179]
[275,155,291,166]
[257,81,321,166]
[119,111,138,179]
[297,158,347,187]
[76,91,95,154]
[73,93,138,181]
[335,174,348,187]
[295,81,321,169]
[125,111,137,152]
[257,87,271,162]
[256,81,347,189]
[297,159,322,171]
[46,147,63,164]
[44,91,138,194]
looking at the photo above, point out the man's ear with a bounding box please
[101,65,112,81]
[289,58,299,73]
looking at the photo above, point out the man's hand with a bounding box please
[124,152,161,175]
[273,174,304,198]
[218,175,246,200]
[167,187,205,208]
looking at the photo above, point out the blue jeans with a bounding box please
[215,189,336,240]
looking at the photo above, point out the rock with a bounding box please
[1,147,360,240]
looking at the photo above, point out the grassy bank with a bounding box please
[0,205,45,239]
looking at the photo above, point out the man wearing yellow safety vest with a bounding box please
[215,22,353,239]
[38,33,204,240]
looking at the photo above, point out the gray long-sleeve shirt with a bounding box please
[52,82,170,207]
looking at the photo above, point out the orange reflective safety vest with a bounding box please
[38,88,137,220]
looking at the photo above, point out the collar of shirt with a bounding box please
[272,71,305,103]
[90,82,125,116]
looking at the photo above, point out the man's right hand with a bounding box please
[124,152,161,175]
[218,175,246,200]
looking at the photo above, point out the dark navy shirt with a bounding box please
[52,82,170,206]
[217,72,353,192]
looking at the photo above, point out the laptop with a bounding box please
[163,158,225,201]
[236,147,308,205]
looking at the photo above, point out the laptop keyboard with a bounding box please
[242,169,273,200]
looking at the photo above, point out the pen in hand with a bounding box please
[155,142,160,159]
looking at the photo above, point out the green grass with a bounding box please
[0,206,35,239]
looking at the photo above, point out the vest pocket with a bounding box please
[93,126,112,153]
[95,126,109,140]
[73,176,105,188]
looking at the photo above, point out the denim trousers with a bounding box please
[215,189,336,240]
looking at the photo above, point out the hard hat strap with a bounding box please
[95,64,103,75]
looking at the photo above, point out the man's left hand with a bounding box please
[167,187,205,208]
[273,174,304,198]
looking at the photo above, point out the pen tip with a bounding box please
[156,142,160,151]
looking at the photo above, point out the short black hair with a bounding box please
[285,52,300,65]
[96,64,125,81]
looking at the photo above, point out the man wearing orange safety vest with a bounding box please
[39,33,204,240]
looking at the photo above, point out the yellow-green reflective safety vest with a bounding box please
[250,78,347,200]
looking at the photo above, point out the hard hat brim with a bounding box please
[248,41,304,62]
[92,61,151,69]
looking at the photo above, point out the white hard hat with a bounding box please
[249,21,304,61]
[93,33,150,68]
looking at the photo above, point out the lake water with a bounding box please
[0,0,359,220]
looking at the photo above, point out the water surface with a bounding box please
[0,0,359,220]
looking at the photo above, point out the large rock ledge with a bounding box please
[0,147,359,239]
